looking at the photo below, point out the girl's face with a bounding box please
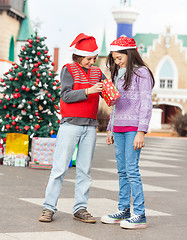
[79,55,98,69]
[112,52,128,69]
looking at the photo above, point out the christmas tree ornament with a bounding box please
[0,119,2,123]
[53,86,57,90]
[18,72,23,76]
[44,50,48,54]
[21,109,27,115]
[29,59,33,63]
[42,72,46,76]
[22,46,25,51]
[5,114,10,118]
[14,65,18,69]
[37,52,41,55]
[27,72,32,77]
[21,85,26,91]
[27,105,31,109]
[31,86,36,90]
[29,44,32,48]
[26,56,29,60]
[15,126,19,130]
[32,50,36,54]
[15,77,18,81]
[24,51,27,54]
[24,126,30,131]
[6,124,11,129]
[26,87,30,92]
[47,93,51,98]
[41,56,45,60]
[29,115,33,119]
[22,99,26,103]
[28,39,33,43]
[43,100,47,105]
[45,58,49,63]
[10,77,14,81]
[12,121,16,126]
[35,112,39,116]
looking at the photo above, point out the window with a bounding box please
[160,79,173,89]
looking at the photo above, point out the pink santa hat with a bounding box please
[70,33,98,56]
[110,35,137,51]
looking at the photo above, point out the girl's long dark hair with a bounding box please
[106,49,155,90]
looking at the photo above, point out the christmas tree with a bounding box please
[0,32,61,144]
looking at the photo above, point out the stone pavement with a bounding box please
[0,134,187,240]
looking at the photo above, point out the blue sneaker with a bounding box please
[120,214,147,229]
[101,208,130,224]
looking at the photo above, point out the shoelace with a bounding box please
[110,211,126,218]
[128,214,141,223]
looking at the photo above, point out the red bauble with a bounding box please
[3,138,6,142]
[53,82,56,85]
[16,126,19,130]
[7,98,10,101]
[14,65,18,69]
[36,40,39,43]
[19,57,23,61]
[37,73,41,77]
[18,72,22,77]
[26,56,29,60]
[12,116,16,120]
[34,99,39,102]
[51,97,55,101]
[22,46,25,51]
[44,50,48,54]
[4,83,6,86]
[10,77,14,81]
[0,79,4,82]
[58,120,60,123]
[29,39,33,43]
[29,44,32,48]
[37,52,41,56]
[5,114,10,118]
[47,55,50,59]
[35,112,39,116]
[9,69,13,72]
[15,88,19,92]
[0,99,2,103]
[3,105,7,109]
[15,77,18,81]
[24,126,30,131]
[47,93,51,98]
[45,58,49,63]
[5,72,9,75]
[12,121,16,126]
[13,104,16,107]
[48,72,52,76]
[56,80,59,82]
[6,124,10,129]
[52,62,55,66]
[34,63,38,68]
[36,78,40,83]
[38,61,42,65]
[21,85,26,90]
[26,87,30,92]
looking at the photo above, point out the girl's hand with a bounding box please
[133,131,145,150]
[106,131,114,145]
[87,82,103,95]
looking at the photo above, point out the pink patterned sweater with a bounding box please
[107,67,153,133]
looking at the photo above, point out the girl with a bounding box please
[39,33,106,223]
[101,36,154,229]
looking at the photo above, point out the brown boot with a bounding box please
[38,209,54,222]
[73,209,96,223]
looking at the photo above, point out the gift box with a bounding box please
[3,154,28,167]
[5,133,29,155]
[31,137,56,164]
[29,161,52,170]
[102,79,120,106]
[14,154,28,167]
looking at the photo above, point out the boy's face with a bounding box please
[79,55,98,69]
[112,51,128,69]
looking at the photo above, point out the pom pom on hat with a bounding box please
[70,33,98,56]
[110,36,137,51]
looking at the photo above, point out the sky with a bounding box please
[28,0,187,70]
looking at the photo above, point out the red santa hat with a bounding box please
[110,36,137,51]
[70,33,98,56]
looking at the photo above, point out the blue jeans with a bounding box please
[43,122,96,214]
[114,131,145,215]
